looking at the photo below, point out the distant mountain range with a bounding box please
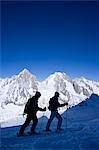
[0,69,99,122]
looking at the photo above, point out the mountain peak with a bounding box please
[74,76,87,82]
[53,72,71,81]
[18,68,37,81]
[19,68,31,75]
[80,76,87,81]
[47,72,71,79]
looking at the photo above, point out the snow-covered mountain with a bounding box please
[38,72,99,107]
[0,69,99,123]
[0,69,38,107]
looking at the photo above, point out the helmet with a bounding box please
[35,91,41,97]
[55,92,59,97]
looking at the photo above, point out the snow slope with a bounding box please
[1,94,99,150]
[0,69,99,124]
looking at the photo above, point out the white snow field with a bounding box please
[1,94,99,150]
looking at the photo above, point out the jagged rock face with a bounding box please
[73,82,82,94]
[73,82,90,96]
[73,77,99,97]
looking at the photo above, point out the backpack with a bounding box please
[48,105,52,111]
[48,98,54,111]
[24,99,31,114]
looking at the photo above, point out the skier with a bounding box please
[17,91,46,137]
[46,92,68,132]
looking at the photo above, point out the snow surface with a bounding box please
[1,94,99,150]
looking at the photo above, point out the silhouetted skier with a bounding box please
[17,91,46,137]
[46,92,68,132]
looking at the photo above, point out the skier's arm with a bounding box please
[58,102,68,107]
[38,107,46,111]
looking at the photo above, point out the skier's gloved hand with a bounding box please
[43,107,46,111]
[65,102,68,105]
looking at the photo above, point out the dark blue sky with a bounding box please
[1,1,99,80]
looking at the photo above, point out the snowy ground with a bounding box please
[1,94,99,150]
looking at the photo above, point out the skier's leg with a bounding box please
[18,115,31,135]
[55,112,62,130]
[30,116,38,134]
[46,112,55,131]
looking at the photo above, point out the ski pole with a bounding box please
[66,106,68,130]
[59,97,69,130]
[59,97,70,128]
[66,99,70,130]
